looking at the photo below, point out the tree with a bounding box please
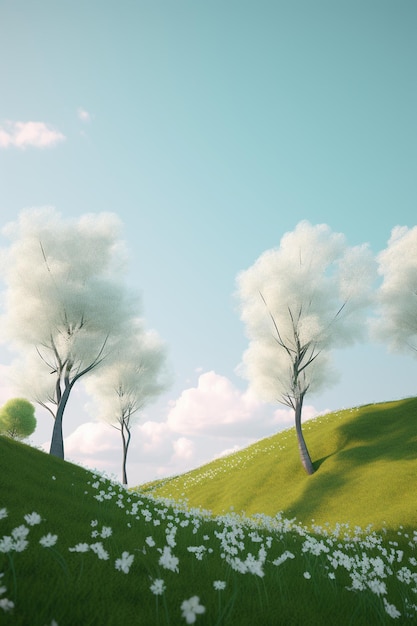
[236,221,375,474]
[84,322,170,485]
[0,208,135,459]
[0,398,36,440]
[372,226,417,356]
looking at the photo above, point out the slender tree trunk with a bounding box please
[49,380,73,459]
[49,356,104,459]
[121,423,131,486]
[294,394,315,475]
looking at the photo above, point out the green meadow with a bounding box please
[1,398,417,625]
[142,398,417,531]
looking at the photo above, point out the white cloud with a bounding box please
[166,370,318,439]
[64,422,116,455]
[61,418,192,484]
[0,121,65,149]
[77,108,91,123]
[138,421,174,461]
[173,437,194,460]
[0,364,16,405]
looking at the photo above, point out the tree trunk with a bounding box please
[294,394,315,475]
[49,381,73,459]
[121,423,131,486]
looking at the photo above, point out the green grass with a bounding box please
[140,398,417,531]
[0,399,417,625]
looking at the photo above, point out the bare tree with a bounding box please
[0,208,135,459]
[372,225,417,357]
[236,221,375,474]
[84,324,170,485]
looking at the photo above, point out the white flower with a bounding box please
[13,538,28,553]
[0,530,29,553]
[12,525,29,540]
[370,556,386,578]
[90,542,109,560]
[302,537,330,556]
[150,578,166,596]
[349,574,365,591]
[101,526,112,539]
[166,526,177,547]
[181,596,205,624]
[90,520,98,528]
[243,553,265,578]
[213,580,226,591]
[187,546,206,561]
[273,551,295,566]
[0,536,14,553]
[303,572,311,580]
[40,534,58,548]
[0,509,8,520]
[145,536,155,547]
[24,512,42,526]
[367,579,387,596]
[158,546,179,573]
[383,599,401,619]
[115,551,134,574]
[0,597,14,612]
[68,543,90,553]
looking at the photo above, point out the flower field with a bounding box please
[1,433,417,625]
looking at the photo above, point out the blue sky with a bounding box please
[0,0,416,485]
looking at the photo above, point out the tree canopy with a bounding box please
[0,398,36,440]
[84,321,171,485]
[236,221,375,473]
[373,225,417,354]
[0,208,137,458]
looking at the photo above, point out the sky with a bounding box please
[0,0,416,486]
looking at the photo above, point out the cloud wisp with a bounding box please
[77,108,92,123]
[0,121,66,149]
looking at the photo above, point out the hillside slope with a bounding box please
[140,398,417,530]
[2,433,417,625]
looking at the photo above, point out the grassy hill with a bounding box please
[1,399,417,625]
[140,398,417,531]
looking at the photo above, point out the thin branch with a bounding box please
[298,349,321,374]
[259,291,292,357]
[39,241,52,274]
[35,346,56,373]
[36,399,56,420]
[70,334,110,387]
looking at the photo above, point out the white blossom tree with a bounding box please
[84,322,170,485]
[373,225,417,355]
[0,208,136,459]
[236,221,375,474]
